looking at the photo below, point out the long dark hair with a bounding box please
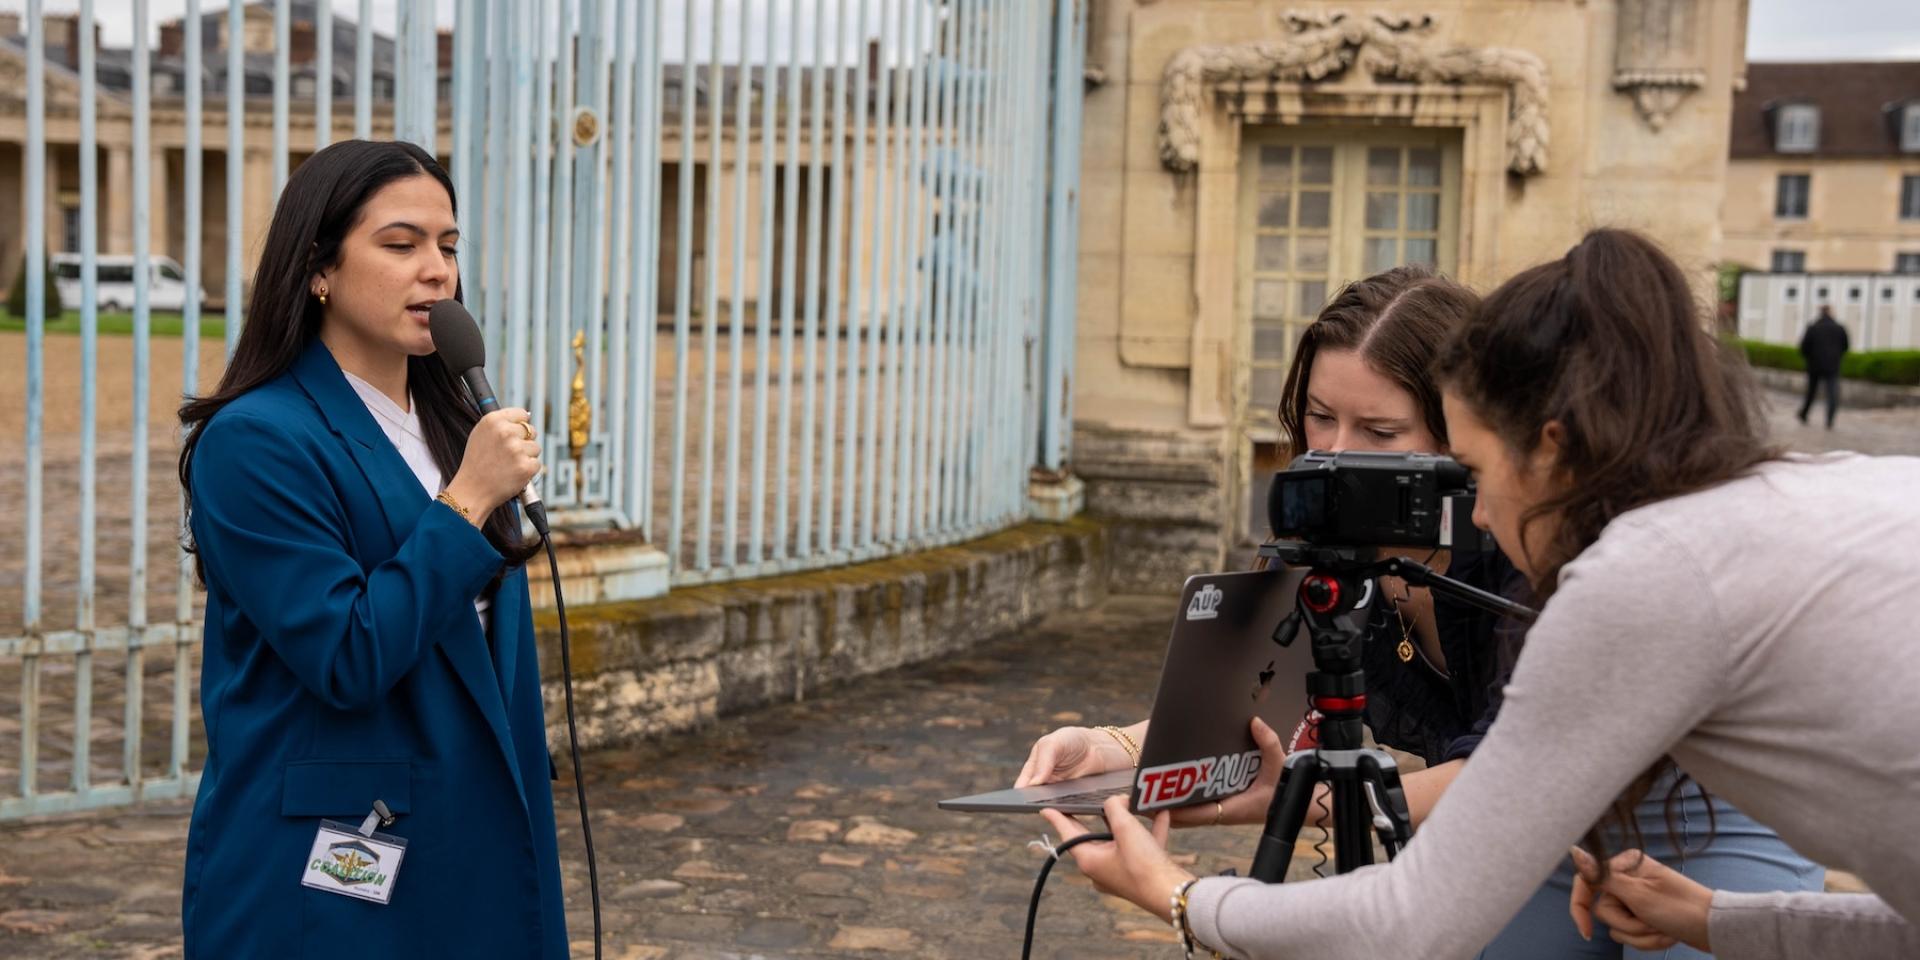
[1433,228,1775,873]
[1277,264,1478,461]
[178,139,537,584]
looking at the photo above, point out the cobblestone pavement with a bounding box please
[0,593,1337,959]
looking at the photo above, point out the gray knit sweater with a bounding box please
[1186,453,1920,959]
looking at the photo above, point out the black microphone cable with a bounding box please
[1021,830,1114,960]
[526,502,602,960]
[430,301,598,955]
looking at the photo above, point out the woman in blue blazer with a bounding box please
[176,140,566,958]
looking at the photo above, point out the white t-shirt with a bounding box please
[341,370,491,630]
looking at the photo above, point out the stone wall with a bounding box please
[1075,422,1234,593]
[532,518,1108,753]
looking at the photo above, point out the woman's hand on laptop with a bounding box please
[1170,716,1290,828]
[1015,724,1137,788]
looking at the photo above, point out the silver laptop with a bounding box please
[939,568,1313,815]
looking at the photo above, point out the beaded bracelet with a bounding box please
[1170,877,1225,959]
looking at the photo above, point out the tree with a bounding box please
[5,255,64,321]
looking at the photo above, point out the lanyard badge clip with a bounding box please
[357,798,397,838]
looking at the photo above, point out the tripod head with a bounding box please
[1259,540,1538,655]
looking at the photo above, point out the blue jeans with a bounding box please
[1477,776,1824,959]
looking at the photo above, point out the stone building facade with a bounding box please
[1073,0,1753,590]
[1720,60,1920,276]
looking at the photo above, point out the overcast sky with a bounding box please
[7,1,931,63]
[1747,0,1920,60]
[5,0,1918,62]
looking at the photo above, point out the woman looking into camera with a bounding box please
[1043,229,1920,958]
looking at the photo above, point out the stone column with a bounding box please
[106,143,132,254]
[148,147,171,260]
[44,141,65,253]
[241,146,275,298]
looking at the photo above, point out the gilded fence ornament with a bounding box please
[568,330,590,494]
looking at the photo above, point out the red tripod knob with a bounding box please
[1303,575,1340,613]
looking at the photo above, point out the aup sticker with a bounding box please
[1186,584,1224,621]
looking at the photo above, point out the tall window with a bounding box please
[1237,131,1459,542]
[1775,104,1820,153]
[1245,143,1335,423]
[1902,103,1920,153]
[1902,175,1920,221]
[1776,173,1810,219]
[60,206,81,254]
[1896,253,1920,275]
[1772,249,1807,273]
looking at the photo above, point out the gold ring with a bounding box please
[521,421,534,441]
[1212,801,1224,827]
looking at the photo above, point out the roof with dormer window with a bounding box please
[1732,61,1920,159]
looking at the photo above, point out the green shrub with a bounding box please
[1842,351,1920,386]
[1716,263,1748,306]
[1734,338,1804,373]
[1733,337,1920,386]
[5,255,64,321]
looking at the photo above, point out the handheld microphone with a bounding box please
[427,300,549,537]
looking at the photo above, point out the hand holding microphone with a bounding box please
[428,300,550,536]
[441,407,542,522]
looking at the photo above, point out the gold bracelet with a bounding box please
[1095,725,1141,768]
[434,489,472,522]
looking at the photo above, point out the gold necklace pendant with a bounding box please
[1391,601,1416,663]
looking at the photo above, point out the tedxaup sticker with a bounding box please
[300,820,408,905]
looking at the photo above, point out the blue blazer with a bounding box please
[181,341,566,959]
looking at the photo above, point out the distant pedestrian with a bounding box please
[1797,304,1849,429]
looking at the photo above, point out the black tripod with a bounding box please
[1246,542,1538,881]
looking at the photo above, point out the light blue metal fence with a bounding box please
[2,0,1085,820]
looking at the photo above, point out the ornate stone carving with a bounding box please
[1159,10,1549,176]
[1613,0,1707,131]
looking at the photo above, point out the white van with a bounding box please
[50,253,207,312]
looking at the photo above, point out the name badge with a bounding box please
[300,808,408,905]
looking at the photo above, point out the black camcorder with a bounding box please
[1267,450,1493,552]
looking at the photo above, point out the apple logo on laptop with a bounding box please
[1252,660,1275,702]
